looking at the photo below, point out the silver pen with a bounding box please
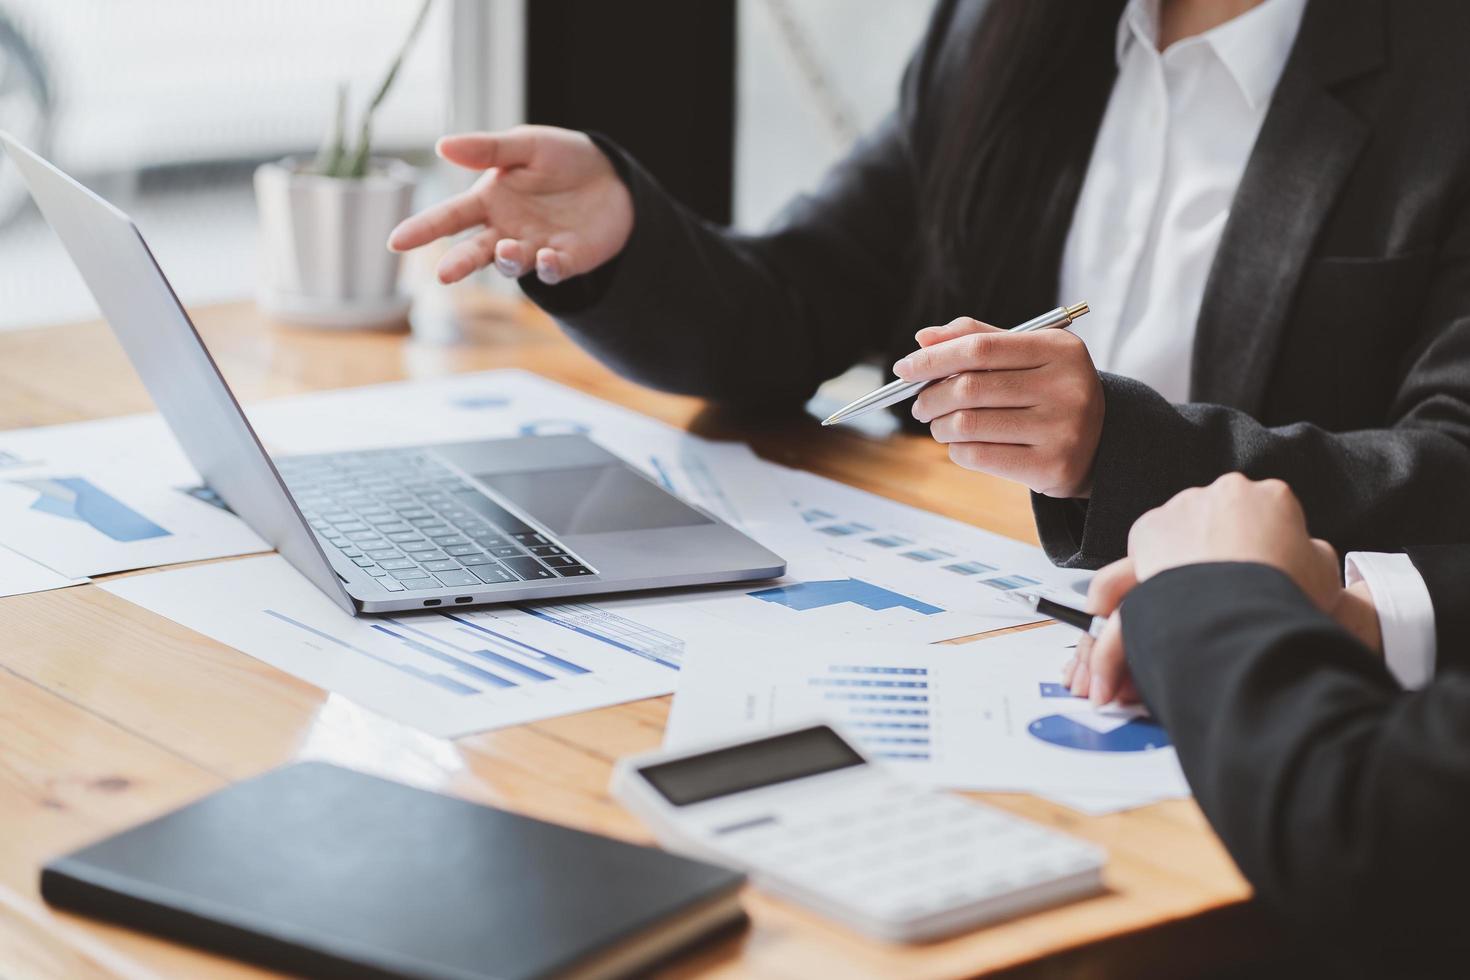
[821,301,1091,427]
[1009,591,1107,639]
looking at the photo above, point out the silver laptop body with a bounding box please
[1,133,785,614]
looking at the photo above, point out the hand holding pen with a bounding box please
[826,303,1106,500]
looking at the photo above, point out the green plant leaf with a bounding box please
[346,0,434,178]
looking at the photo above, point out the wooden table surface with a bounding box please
[0,296,1264,979]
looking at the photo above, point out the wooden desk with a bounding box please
[0,297,1263,979]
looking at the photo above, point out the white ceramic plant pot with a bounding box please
[254,157,417,330]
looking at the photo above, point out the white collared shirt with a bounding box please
[1060,0,1441,682]
[1060,0,1308,403]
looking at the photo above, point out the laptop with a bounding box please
[0,133,786,614]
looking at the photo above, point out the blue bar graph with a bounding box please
[865,535,913,548]
[982,574,1042,591]
[385,617,557,684]
[849,706,929,717]
[370,624,517,690]
[830,665,927,676]
[823,692,928,703]
[505,606,681,670]
[862,736,931,746]
[750,579,943,616]
[16,476,170,542]
[817,522,873,537]
[444,612,595,674]
[900,548,954,563]
[263,610,476,697]
[851,721,930,731]
[809,678,928,690]
[944,561,997,576]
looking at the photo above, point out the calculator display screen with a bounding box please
[639,726,866,806]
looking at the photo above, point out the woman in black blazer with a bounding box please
[390,0,1470,569]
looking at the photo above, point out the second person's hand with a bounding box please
[895,317,1105,499]
[387,125,634,286]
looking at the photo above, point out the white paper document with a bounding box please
[0,544,85,598]
[0,470,268,578]
[665,624,1189,811]
[102,555,686,739]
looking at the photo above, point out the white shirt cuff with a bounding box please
[1344,552,1438,689]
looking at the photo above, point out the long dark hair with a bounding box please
[913,0,1126,329]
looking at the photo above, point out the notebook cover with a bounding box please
[41,762,745,980]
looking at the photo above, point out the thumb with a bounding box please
[436,129,538,172]
[915,316,1002,348]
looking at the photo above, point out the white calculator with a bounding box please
[611,722,1106,943]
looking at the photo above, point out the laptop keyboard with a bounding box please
[274,448,594,594]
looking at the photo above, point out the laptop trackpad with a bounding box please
[475,465,713,536]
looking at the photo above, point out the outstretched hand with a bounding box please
[388,125,634,286]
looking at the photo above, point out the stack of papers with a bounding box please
[10,368,1168,811]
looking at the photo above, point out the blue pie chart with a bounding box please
[1028,714,1170,753]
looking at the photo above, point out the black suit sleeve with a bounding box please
[1408,545,1470,672]
[1032,184,1470,569]
[519,3,961,413]
[1123,562,1470,965]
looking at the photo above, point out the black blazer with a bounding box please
[526,0,1470,568]
[1122,550,1470,974]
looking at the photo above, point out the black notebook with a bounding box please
[41,762,746,980]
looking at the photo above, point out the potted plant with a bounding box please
[255,0,432,330]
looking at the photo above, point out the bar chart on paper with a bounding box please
[102,555,682,738]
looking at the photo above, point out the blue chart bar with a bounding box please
[809,678,928,690]
[1039,682,1081,699]
[900,549,953,563]
[851,721,930,731]
[263,610,476,697]
[873,751,931,761]
[817,522,873,537]
[467,647,555,683]
[944,561,997,576]
[865,535,912,548]
[863,736,931,746]
[850,706,930,717]
[371,624,516,690]
[824,692,928,703]
[749,579,943,616]
[507,606,680,670]
[800,508,836,524]
[648,456,676,491]
[831,665,927,676]
[444,612,593,674]
[982,574,1042,591]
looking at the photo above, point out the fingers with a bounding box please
[1086,558,1138,619]
[893,327,1068,381]
[388,191,486,252]
[915,316,1001,348]
[912,370,1038,422]
[1085,612,1128,706]
[1069,651,1092,699]
[535,247,569,285]
[493,238,532,278]
[436,129,538,172]
[436,229,499,284]
[930,408,1037,446]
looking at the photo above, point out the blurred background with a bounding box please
[0,0,928,331]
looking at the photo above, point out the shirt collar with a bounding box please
[1115,0,1310,111]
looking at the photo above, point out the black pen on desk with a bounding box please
[1009,591,1107,639]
